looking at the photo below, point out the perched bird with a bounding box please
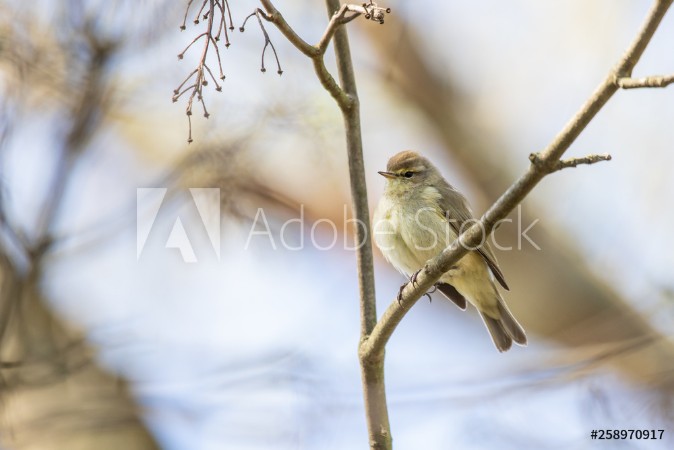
[372,150,527,352]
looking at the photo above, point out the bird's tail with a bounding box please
[480,297,527,353]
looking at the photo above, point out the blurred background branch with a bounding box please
[0,4,159,449]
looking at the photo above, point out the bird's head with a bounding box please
[378,150,441,192]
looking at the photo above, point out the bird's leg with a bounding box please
[397,270,420,305]
[396,282,406,306]
[410,269,422,287]
[411,269,435,301]
[397,270,430,305]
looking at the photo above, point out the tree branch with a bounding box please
[175,0,232,142]
[316,3,390,52]
[258,0,354,109]
[529,152,612,173]
[360,0,673,361]
[319,1,391,448]
[255,1,393,446]
[617,74,674,89]
[317,5,359,53]
[240,9,283,74]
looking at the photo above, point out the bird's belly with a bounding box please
[373,201,453,276]
[373,215,421,276]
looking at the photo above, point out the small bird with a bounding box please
[373,150,527,352]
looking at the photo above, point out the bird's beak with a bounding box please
[378,171,396,179]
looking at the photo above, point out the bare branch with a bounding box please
[175,1,389,143]
[194,0,209,24]
[529,152,612,173]
[317,5,353,53]
[177,32,208,59]
[239,9,283,74]
[360,0,673,363]
[617,74,674,89]
[180,0,197,30]
[175,0,231,142]
[317,1,391,56]
[258,0,354,109]
[301,0,395,448]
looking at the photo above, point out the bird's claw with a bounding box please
[396,283,406,306]
[410,269,422,287]
[397,270,421,307]
[424,284,438,303]
[397,270,433,306]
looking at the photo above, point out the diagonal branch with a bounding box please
[360,0,673,362]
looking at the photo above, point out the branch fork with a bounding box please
[256,0,388,111]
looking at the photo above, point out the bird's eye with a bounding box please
[403,171,414,178]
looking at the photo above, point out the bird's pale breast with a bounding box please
[373,187,457,277]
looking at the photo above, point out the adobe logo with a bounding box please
[136,188,220,262]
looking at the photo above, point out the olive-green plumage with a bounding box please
[373,150,526,352]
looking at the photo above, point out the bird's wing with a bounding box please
[435,282,467,310]
[435,181,510,291]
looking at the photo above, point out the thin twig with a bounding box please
[175,0,229,142]
[194,0,209,24]
[257,0,351,108]
[359,1,391,24]
[317,5,351,53]
[180,0,196,30]
[176,1,389,142]
[239,9,283,74]
[208,34,226,80]
[529,152,612,173]
[173,68,198,95]
[617,74,674,89]
[213,0,234,46]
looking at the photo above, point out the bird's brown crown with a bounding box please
[386,150,431,173]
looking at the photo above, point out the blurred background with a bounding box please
[1,0,674,449]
